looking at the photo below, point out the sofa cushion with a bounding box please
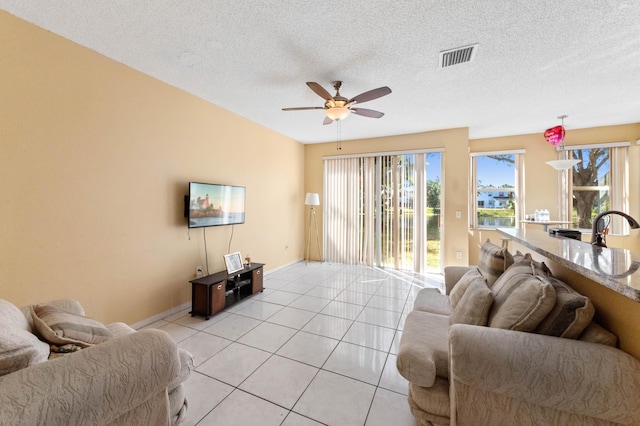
[31,304,114,348]
[408,380,450,424]
[0,299,50,376]
[478,240,514,287]
[0,324,50,376]
[488,261,556,331]
[578,321,618,347]
[413,288,451,315]
[449,268,485,309]
[450,280,493,326]
[535,277,595,339]
[444,266,477,295]
[397,310,450,387]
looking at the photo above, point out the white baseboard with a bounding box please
[264,258,304,274]
[132,301,191,330]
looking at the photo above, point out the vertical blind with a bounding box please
[323,157,361,264]
[323,149,442,271]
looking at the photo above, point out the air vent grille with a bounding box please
[439,44,478,68]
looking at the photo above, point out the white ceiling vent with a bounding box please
[439,44,478,68]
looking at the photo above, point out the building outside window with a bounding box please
[470,150,524,229]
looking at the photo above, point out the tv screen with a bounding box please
[187,182,245,228]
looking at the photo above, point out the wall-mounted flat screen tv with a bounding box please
[187,182,245,228]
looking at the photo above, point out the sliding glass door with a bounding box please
[324,151,442,273]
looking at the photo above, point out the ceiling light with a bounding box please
[326,107,350,121]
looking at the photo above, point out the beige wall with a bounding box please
[0,12,305,324]
[304,128,470,266]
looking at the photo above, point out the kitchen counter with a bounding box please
[497,228,640,302]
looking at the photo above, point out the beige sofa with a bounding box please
[0,298,193,426]
[397,242,640,426]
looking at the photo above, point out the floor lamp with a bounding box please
[305,193,322,264]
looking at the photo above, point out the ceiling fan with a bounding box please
[282,81,392,125]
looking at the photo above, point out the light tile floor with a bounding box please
[143,261,444,426]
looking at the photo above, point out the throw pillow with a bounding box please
[0,324,50,376]
[535,277,595,339]
[488,260,556,331]
[31,304,113,348]
[450,280,493,326]
[513,251,553,276]
[449,268,485,309]
[478,239,514,287]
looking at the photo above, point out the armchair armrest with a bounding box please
[0,329,180,426]
[449,324,640,424]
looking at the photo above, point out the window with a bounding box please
[470,150,524,229]
[562,142,630,234]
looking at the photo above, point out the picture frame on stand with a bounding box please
[223,252,244,274]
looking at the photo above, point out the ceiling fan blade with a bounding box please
[282,107,325,111]
[348,86,392,104]
[351,108,385,118]
[307,82,334,101]
[323,116,333,125]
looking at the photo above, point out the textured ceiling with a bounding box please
[2,1,640,143]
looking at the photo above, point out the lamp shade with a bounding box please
[305,193,320,206]
[545,159,580,170]
[326,107,350,121]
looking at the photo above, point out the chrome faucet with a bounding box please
[591,210,640,248]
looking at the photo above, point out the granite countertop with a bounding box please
[497,228,640,302]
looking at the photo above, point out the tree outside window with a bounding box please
[571,148,610,228]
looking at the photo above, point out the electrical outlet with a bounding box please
[456,210,462,219]
[456,251,462,259]
[196,266,204,277]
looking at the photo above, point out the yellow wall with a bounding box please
[304,128,470,266]
[0,12,305,324]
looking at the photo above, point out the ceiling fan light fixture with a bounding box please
[326,107,350,121]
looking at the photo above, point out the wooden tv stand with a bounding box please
[189,263,264,319]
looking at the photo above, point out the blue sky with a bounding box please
[425,153,514,187]
[477,155,515,187]
[426,152,442,181]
